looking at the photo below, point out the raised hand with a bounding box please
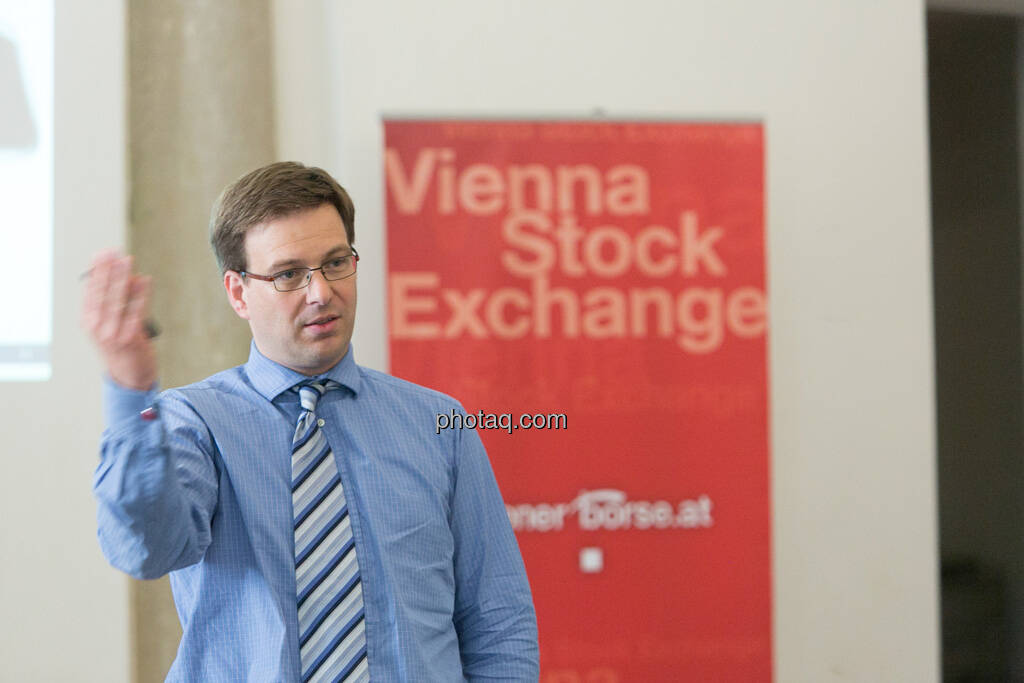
[81,250,158,390]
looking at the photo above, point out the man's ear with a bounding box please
[224,270,251,320]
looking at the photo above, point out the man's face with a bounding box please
[224,203,357,376]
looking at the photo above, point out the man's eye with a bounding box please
[276,269,299,281]
[328,257,348,268]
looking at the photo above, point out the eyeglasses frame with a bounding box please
[239,247,360,292]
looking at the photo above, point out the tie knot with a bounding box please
[295,380,339,412]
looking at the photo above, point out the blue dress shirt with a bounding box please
[93,343,538,682]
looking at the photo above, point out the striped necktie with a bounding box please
[292,381,369,682]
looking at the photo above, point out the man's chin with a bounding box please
[297,338,349,372]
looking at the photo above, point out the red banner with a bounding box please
[385,119,770,682]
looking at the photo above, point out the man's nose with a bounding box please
[305,269,333,305]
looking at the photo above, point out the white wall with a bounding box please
[273,1,939,680]
[0,0,130,680]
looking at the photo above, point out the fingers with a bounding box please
[82,250,118,334]
[106,257,135,341]
[97,257,129,342]
[118,275,151,346]
[82,251,151,348]
[81,250,159,389]
[99,256,131,344]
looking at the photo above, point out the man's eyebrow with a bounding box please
[322,246,354,260]
[266,257,306,272]
[267,246,352,272]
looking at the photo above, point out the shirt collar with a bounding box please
[244,340,362,401]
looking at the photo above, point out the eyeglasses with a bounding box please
[240,248,359,292]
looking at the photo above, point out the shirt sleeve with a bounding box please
[450,421,540,681]
[92,378,219,580]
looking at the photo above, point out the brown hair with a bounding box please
[210,161,355,273]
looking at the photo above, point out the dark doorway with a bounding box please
[929,10,1024,682]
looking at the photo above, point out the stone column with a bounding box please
[127,1,276,679]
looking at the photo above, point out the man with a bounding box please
[84,162,539,682]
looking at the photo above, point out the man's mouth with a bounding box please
[304,315,339,332]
